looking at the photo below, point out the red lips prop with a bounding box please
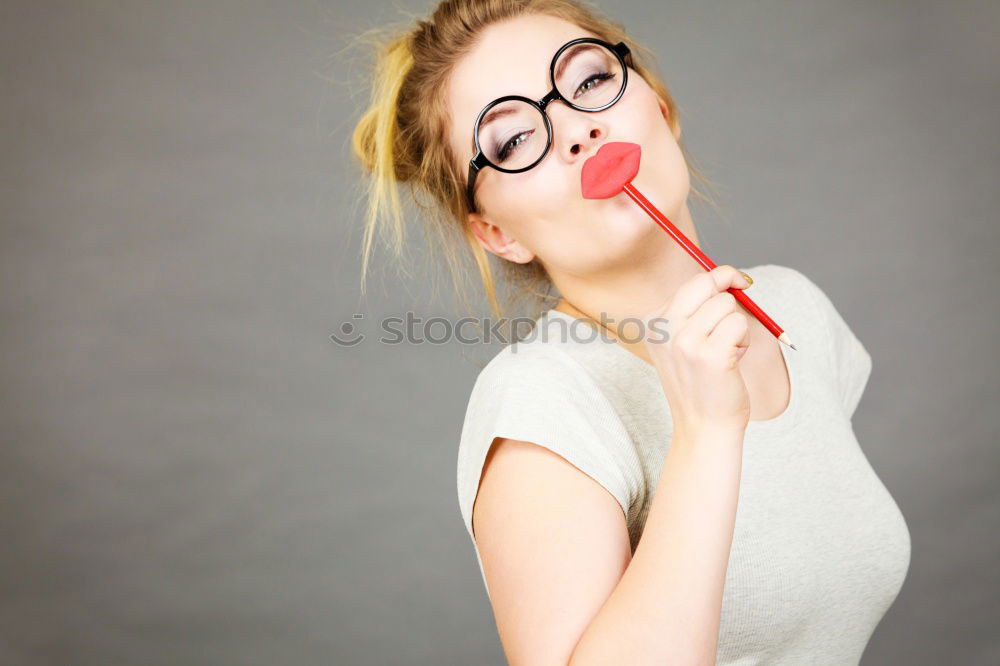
[581,141,641,200]
[581,141,795,349]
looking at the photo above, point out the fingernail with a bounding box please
[740,271,753,287]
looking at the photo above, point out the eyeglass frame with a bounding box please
[465,37,633,213]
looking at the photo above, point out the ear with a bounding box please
[658,96,682,142]
[467,212,535,264]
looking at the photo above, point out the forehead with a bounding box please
[447,14,601,156]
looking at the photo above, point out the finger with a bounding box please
[707,310,751,354]
[662,265,748,322]
[683,290,740,341]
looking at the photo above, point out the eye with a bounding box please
[575,71,616,98]
[496,129,534,163]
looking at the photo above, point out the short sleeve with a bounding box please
[455,345,644,545]
[793,269,874,419]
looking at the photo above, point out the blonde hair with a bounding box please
[348,0,722,321]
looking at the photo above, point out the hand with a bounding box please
[642,265,754,437]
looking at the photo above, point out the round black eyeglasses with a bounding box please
[465,38,632,213]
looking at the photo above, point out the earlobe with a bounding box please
[658,97,682,141]
[467,213,535,264]
[658,97,668,119]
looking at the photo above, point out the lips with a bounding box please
[581,142,642,199]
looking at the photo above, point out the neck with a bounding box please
[550,201,706,363]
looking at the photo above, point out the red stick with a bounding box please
[622,182,795,349]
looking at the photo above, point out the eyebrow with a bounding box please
[477,42,602,134]
[479,105,520,133]
[553,43,600,83]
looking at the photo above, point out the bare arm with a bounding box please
[472,266,752,665]
[471,436,637,666]
[471,425,743,666]
[568,424,744,666]
[569,265,756,664]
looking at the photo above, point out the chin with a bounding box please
[606,182,684,229]
[597,201,661,246]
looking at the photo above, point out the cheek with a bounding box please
[484,162,570,217]
[620,84,667,134]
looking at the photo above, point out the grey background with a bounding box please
[2,1,998,664]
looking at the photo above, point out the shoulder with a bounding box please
[743,262,834,326]
[464,339,611,421]
[468,313,602,385]
[743,262,813,296]
[457,331,644,542]
[761,264,866,341]
[750,263,873,417]
[751,263,842,313]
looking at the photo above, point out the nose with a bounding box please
[547,102,608,164]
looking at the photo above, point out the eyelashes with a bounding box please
[492,71,617,164]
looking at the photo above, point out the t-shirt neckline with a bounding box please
[541,274,799,430]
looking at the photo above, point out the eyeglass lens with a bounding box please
[476,42,625,170]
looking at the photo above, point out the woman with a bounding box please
[350,1,911,663]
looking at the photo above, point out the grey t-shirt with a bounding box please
[455,263,911,665]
